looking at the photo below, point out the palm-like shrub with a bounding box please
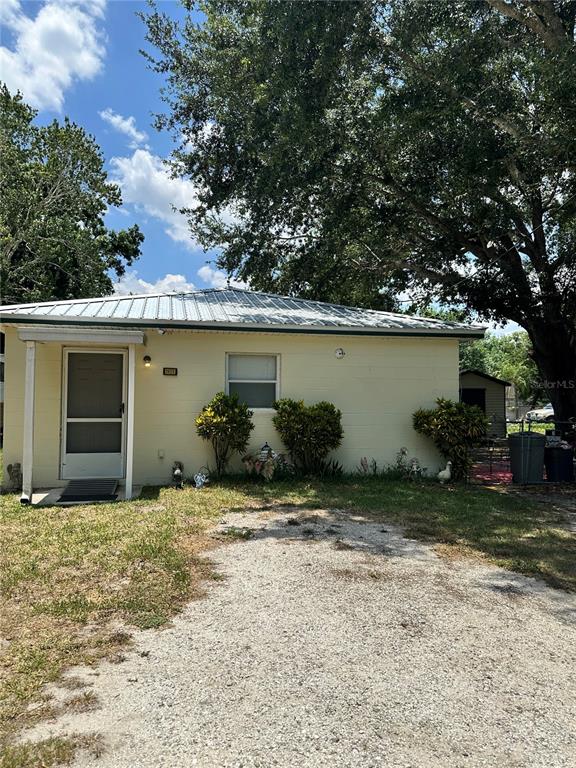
[272,398,343,474]
[413,398,487,481]
[196,392,254,476]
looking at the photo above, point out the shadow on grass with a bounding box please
[138,486,162,501]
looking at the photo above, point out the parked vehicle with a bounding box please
[526,403,555,423]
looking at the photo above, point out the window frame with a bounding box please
[225,352,280,411]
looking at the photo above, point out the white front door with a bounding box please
[61,350,126,479]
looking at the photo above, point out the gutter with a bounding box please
[0,315,486,339]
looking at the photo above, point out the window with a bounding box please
[227,354,278,408]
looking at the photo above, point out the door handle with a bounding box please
[120,402,125,415]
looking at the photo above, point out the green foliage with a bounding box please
[358,448,427,480]
[413,398,488,481]
[386,447,427,480]
[460,331,542,404]
[142,0,576,421]
[414,306,472,324]
[0,86,143,304]
[459,339,490,374]
[219,526,254,540]
[196,392,254,476]
[272,398,343,474]
[316,458,344,479]
[0,737,78,768]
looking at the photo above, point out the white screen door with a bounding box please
[61,350,126,479]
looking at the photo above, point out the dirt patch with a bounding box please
[331,566,386,582]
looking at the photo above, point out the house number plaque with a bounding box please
[163,367,178,376]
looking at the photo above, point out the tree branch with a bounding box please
[380,32,532,143]
[487,0,572,52]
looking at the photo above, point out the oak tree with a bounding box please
[143,0,576,420]
[0,87,143,304]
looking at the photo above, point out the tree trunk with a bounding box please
[528,320,576,433]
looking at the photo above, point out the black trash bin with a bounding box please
[544,447,575,482]
[508,432,546,484]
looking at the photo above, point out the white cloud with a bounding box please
[0,0,106,111]
[113,271,196,296]
[197,265,246,289]
[110,149,199,249]
[0,0,24,28]
[99,108,148,147]
[113,266,247,296]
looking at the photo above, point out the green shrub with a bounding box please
[272,398,343,474]
[195,392,254,476]
[413,398,488,481]
[316,458,344,479]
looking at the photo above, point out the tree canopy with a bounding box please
[142,0,576,420]
[0,87,143,304]
[460,331,543,404]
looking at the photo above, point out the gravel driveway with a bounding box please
[24,507,576,767]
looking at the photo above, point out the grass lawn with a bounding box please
[1,477,574,766]
[507,421,553,435]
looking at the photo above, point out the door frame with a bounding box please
[60,348,128,480]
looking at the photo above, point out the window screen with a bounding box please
[228,354,278,408]
[67,353,123,418]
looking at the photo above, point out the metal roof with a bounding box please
[460,369,511,386]
[0,288,485,337]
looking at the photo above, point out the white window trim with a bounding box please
[225,352,280,411]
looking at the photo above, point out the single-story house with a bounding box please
[0,288,484,501]
[459,369,510,437]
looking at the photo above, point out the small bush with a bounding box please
[357,457,380,476]
[357,449,427,481]
[195,392,254,476]
[316,458,344,479]
[272,398,343,474]
[413,398,487,481]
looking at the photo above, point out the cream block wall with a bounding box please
[2,327,25,488]
[2,326,459,488]
[2,329,64,489]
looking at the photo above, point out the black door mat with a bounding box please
[59,479,118,502]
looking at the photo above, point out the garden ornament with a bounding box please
[172,461,184,489]
[408,457,423,480]
[437,461,452,484]
[7,463,22,490]
[194,466,210,489]
[259,442,274,461]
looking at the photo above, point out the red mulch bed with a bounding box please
[471,461,513,485]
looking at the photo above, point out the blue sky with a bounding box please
[0,0,520,333]
[1,0,229,294]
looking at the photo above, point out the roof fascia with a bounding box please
[1,316,486,339]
